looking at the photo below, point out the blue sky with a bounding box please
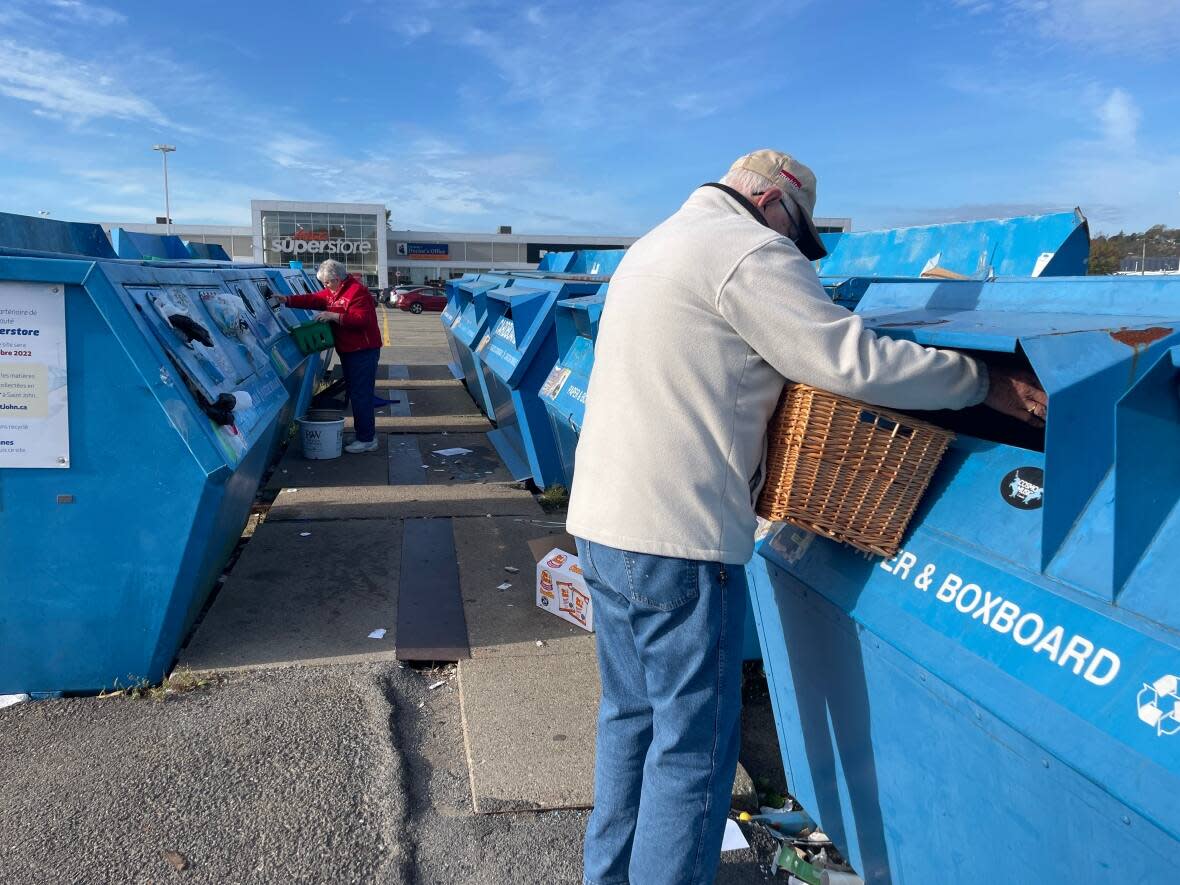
[1,0,1178,236]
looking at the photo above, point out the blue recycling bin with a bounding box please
[216,266,324,451]
[0,214,297,694]
[747,275,1180,884]
[184,241,232,261]
[539,292,607,489]
[109,227,192,261]
[441,276,474,381]
[818,210,1090,309]
[475,276,602,488]
[445,275,510,417]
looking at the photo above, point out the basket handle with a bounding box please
[858,409,914,439]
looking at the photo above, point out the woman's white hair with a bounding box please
[316,259,348,284]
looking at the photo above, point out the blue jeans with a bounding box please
[339,347,380,443]
[575,538,746,885]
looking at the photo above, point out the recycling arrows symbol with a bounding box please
[1137,674,1180,737]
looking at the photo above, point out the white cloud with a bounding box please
[962,0,1180,55]
[394,17,432,40]
[0,40,168,125]
[382,0,810,129]
[671,93,721,119]
[46,1,126,26]
[1094,87,1140,146]
[950,0,995,14]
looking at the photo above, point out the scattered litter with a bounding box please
[497,582,513,591]
[1,693,31,709]
[808,831,831,844]
[722,818,749,852]
[368,628,387,639]
[428,680,446,690]
[161,849,189,872]
[420,464,429,469]
[281,469,288,474]
[299,532,311,537]
[536,640,546,647]
[417,701,424,709]
[432,447,473,457]
[504,566,519,574]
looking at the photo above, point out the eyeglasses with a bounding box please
[755,192,799,241]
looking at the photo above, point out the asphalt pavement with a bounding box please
[0,659,778,884]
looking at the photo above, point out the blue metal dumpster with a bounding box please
[109,227,192,261]
[475,276,603,488]
[539,292,607,489]
[446,275,508,415]
[215,266,323,449]
[818,210,1090,309]
[537,249,627,276]
[184,241,232,261]
[0,219,293,693]
[441,275,474,381]
[747,275,1180,884]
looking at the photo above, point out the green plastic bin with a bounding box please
[291,321,334,355]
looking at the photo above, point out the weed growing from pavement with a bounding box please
[538,483,569,512]
[98,667,224,702]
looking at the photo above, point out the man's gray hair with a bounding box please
[316,259,348,284]
[721,167,804,227]
[720,168,777,199]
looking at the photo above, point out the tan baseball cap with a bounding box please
[728,149,827,261]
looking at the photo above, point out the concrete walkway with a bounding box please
[0,310,785,884]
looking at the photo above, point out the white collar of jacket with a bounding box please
[696,182,772,227]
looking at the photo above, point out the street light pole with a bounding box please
[152,144,176,234]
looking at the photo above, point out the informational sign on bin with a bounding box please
[0,281,69,468]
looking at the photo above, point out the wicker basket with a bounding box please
[755,384,954,557]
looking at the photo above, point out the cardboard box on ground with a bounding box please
[527,533,593,632]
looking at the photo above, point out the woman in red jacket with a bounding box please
[277,259,383,453]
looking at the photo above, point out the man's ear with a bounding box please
[753,187,783,210]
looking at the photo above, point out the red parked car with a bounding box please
[391,286,447,313]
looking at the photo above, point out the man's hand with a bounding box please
[983,366,1047,427]
[313,311,341,323]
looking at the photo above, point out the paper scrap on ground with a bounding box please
[504,566,519,574]
[299,532,311,537]
[368,628,387,639]
[428,680,446,690]
[1,694,31,709]
[497,582,512,591]
[721,818,749,852]
[432,447,472,457]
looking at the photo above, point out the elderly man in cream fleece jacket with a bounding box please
[566,150,1046,885]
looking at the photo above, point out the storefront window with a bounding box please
[260,210,381,288]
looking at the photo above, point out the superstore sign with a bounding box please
[271,230,372,255]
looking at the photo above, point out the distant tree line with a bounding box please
[1088,224,1180,275]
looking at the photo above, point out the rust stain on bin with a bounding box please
[1110,327,1172,348]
